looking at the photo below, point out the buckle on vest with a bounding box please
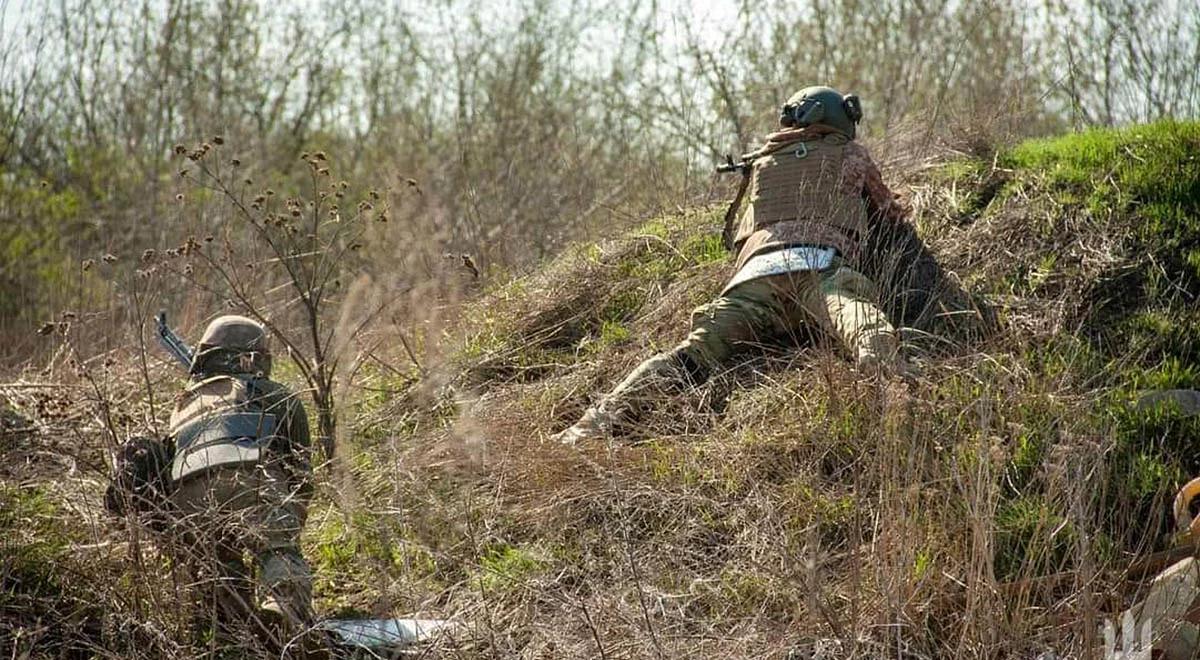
[793,143,808,159]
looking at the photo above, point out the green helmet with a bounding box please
[190,315,272,376]
[779,86,863,139]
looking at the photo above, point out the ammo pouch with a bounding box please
[168,375,278,482]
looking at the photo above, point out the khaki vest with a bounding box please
[168,375,277,482]
[733,134,868,270]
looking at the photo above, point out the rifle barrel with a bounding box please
[155,312,194,369]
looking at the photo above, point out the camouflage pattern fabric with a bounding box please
[167,371,314,651]
[597,259,898,419]
[171,465,313,643]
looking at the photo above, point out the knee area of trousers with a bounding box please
[855,330,901,363]
[259,549,311,585]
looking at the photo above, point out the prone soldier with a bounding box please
[554,86,917,444]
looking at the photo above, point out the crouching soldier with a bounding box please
[555,86,916,445]
[168,315,316,650]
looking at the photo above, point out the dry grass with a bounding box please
[4,120,1200,658]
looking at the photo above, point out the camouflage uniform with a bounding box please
[555,102,913,444]
[167,316,315,645]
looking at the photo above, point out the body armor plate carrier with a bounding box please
[168,375,277,482]
[733,134,869,271]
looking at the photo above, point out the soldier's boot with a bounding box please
[552,405,616,446]
[255,598,290,652]
[256,597,330,659]
[258,548,317,656]
[551,352,686,446]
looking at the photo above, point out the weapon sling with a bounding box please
[722,168,751,251]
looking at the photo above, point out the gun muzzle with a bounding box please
[716,154,749,174]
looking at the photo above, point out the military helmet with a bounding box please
[779,86,863,139]
[190,315,272,376]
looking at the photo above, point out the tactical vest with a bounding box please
[168,375,277,482]
[732,134,869,270]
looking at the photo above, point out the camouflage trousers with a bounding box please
[170,464,313,643]
[599,261,899,419]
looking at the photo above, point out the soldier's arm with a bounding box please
[283,394,314,501]
[846,142,910,225]
[848,143,992,335]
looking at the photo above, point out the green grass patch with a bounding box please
[1005,121,1200,279]
[477,543,544,591]
[995,495,1074,580]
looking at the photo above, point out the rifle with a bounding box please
[155,312,194,370]
[717,154,753,251]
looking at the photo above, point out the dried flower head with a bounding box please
[82,259,95,271]
[102,253,118,264]
[212,136,225,145]
[173,144,186,155]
